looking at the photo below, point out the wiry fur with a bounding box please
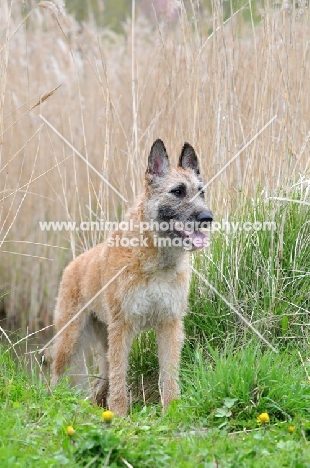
[51,139,212,416]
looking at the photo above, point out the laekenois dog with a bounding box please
[51,139,213,416]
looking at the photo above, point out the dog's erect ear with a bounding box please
[146,139,170,178]
[178,142,200,176]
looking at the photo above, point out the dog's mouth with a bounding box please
[173,220,208,250]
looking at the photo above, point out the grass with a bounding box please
[1,342,310,467]
[187,183,310,350]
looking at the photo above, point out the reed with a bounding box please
[0,1,309,331]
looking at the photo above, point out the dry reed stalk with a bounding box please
[0,1,309,331]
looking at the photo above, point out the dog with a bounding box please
[51,139,213,416]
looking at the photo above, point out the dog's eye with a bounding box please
[170,187,186,197]
[198,187,205,198]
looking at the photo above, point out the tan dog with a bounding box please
[51,139,212,416]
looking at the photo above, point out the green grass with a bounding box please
[64,0,265,31]
[187,186,310,351]
[1,342,310,467]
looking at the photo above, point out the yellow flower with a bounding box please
[66,425,75,436]
[257,412,270,424]
[102,410,114,423]
[288,425,295,433]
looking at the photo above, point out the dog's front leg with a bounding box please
[107,321,133,416]
[157,319,184,411]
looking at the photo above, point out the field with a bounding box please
[0,0,310,466]
[1,344,310,467]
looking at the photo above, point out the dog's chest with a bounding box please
[121,270,189,330]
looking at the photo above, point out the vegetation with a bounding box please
[0,0,309,466]
[1,342,310,467]
[188,186,310,351]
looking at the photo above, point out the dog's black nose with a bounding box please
[197,211,213,223]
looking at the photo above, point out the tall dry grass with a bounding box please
[0,0,309,331]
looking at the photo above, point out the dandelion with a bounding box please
[102,410,114,423]
[257,412,270,424]
[66,425,75,436]
[288,425,295,433]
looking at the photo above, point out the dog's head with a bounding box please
[144,139,213,250]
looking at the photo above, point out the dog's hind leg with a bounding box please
[51,310,88,387]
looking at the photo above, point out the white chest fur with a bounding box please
[121,272,189,331]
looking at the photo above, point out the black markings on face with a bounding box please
[169,183,187,198]
[157,205,178,222]
[198,185,205,199]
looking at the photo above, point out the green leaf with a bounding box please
[140,426,152,431]
[214,407,231,418]
[223,397,238,409]
[281,315,289,334]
